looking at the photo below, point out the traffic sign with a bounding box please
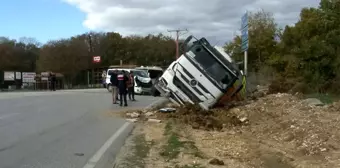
[241,12,248,52]
[241,12,248,29]
[241,25,248,41]
[241,42,248,51]
[93,56,101,63]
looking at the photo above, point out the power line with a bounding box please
[167,29,188,59]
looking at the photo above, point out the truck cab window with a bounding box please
[190,45,234,89]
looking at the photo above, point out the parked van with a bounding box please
[105,66,153,95]
[135,66,164,96]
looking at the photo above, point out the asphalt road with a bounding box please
[0,89,159,168]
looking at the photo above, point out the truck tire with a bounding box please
[151,87,160,97]
[151,79,161,97]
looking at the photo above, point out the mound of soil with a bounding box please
[157,103,248,131]
[165,93,340,167]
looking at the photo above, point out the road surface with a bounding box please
[0,89,158,168]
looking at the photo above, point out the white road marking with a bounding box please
[0,113,20,120]
[82,122,130,168]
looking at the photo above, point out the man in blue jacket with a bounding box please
[117,70,129,106]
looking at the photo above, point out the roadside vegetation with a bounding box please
[225,0,340,97]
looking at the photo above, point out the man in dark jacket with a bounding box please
[51,72,56,91]
[110,70,118,104]
[117,70,128,106]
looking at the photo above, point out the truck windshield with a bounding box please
[187,45,235,89]
[133,70,149,78]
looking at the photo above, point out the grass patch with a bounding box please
[134,134,154,159]
[160,121,184,160]
[160,133,184,160]
[305,93,340,104]
[118,134,153,168]
[160,121,205,161]
[164,121,173,136]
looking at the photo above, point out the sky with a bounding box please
[0,0,88,43]
[1,0,320,44]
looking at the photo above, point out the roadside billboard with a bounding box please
[4,71,15,81]
[22,72,36,83]
[15,72,21,80]
[41,72,49,81]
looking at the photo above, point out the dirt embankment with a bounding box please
[115,90,340,168]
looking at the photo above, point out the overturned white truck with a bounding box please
[154,35,246,110]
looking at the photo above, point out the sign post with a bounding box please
[241,11,249,76]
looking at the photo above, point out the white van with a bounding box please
[130,69,152,95]
[135,66,164,96]
[105,68,152,95]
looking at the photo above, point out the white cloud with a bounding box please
[63,0,320,43]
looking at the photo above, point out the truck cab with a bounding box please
[155,35,244,110]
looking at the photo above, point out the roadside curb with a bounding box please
[143,97,169,111]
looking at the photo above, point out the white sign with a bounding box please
[4,71,15,81]
[41,72,49,81]
[22,72,36,83]
[16,72,21,79]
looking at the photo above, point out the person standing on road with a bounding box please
[48,72,53,91]
[117,70,128,106]
[110,70,118,104]
[51,72,57,91]
[127,71,136,101]
[102,70,106,88]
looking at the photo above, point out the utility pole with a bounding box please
[88,34,94,87]
[167,29,188,59]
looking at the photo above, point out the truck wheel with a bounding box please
[152,90,160,97]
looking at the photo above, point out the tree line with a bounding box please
[0,32,177,83]
[224,0,340,94]
[1,0,338,93]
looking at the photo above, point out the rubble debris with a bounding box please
[303,98,324,106]
[328,100,340,112]
[159,107,176,113]
[126,118,138,123]
[145,112,155,117]
[239,117,248,123]
[126,112,140,118]
[147,119,162,123]
[209,158,225,165]
[249,85,269,100]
